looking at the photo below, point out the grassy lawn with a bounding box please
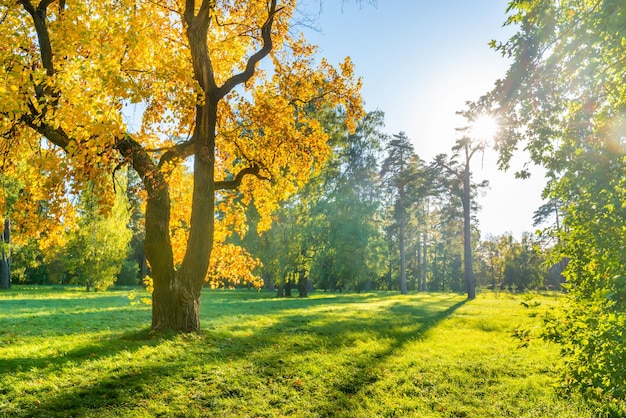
[0,287,591,417]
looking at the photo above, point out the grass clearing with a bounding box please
[0,287,592,417]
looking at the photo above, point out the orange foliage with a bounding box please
[0,0,363,288]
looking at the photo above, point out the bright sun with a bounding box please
[471,114,499,142]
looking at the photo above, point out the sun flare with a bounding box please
[471,114,499,142]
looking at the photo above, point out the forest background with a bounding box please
[1,0,625,413]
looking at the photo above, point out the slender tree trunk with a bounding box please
[416,239,421,291]
[263,271,274,290]
[420,229,428,291]
[399,203,408,294]
[387,252,393,291]
[139,254,148,279]
[462,165,476,300]
[0,218,10,289]
[441,253,446,292]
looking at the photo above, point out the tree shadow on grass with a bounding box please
[291,300,467,416]
[13,359,190,417]
[0,328,158,375]
[1,328,196,417]
[8,292,468,417]
[194,293,469,416]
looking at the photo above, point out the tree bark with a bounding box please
[420,229,428,291]
[365,276,372,292]
[116,136,180,331]
[284,279,292,297]
[0,219,10,289]
[462,163,476,300]
[298,269,308,297]
[398,198,408,294]
[263,272,274,291]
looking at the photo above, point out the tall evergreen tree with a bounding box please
[380,132,429,294]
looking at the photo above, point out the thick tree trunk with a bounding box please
[277,279,284,297]
[173,101,216,331]
[284,279,292,297]
[117,135,181,332]
[141,100,217,333]
[143,184,180,331]
[298,270,308,298]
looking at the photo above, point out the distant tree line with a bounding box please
[233,108,560,296]
[2,106,559,294]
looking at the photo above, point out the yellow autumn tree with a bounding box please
[0,0,362,332]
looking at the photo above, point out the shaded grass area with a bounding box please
[0,287,591,417]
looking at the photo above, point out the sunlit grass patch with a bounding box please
[0,287,591,417]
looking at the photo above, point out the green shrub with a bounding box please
[117,259,140,286]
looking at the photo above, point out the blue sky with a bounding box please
[300,0,547,238]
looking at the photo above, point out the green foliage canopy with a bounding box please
[492,0,626,409]
[64,175,133,291]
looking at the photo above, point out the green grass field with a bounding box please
[0,287,592,417]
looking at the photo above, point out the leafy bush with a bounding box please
[116,259,140,286]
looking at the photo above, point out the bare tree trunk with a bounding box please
[139,254,148,279]
[263,271,275,291]
[399,205,408,294]
[420,229,428,291]
[462,165,476,300]
[277,275,285,298]
[298,270,308,298]
[0,219,10,289]
[284,278,292,297]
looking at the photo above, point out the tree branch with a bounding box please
[217,0,280,99]
[467,142,485,163]
[37,0,56,10]
[215,164,270,190]
[184,0,195,25]
[157,140,195,169]
[19,0,55,76]
[115,135,167,197]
